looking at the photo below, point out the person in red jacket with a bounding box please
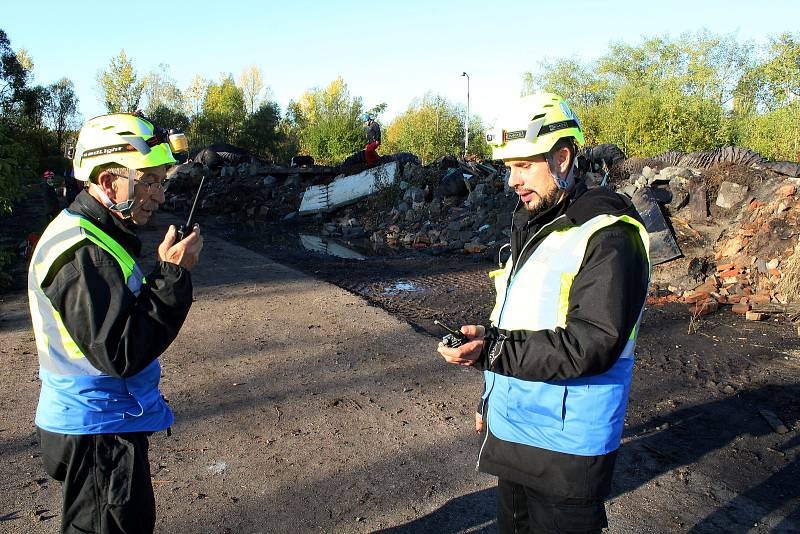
[362,113,381,166]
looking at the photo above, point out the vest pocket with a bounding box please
[506,380,566,430]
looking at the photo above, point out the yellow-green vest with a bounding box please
[482,214,650,456]
[29,209,173,434]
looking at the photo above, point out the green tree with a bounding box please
[44,77,80,153]
[96,50,145,113]
[384,93,488,164]
[237,101,283,160]
[149,105,190,133]
[192,75,246,146]
[143,63,183,115]
[752,33,800,111]
[523,58,612,108]
[238,65,264,115]
[0,30,34,116]
[184,75,209,117]
[289,77,365,164]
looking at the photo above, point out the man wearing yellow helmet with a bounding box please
[438,93,651,533]
[28,113,202,534]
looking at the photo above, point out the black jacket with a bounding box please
[40,191,193,378]
[366,121,381,144]
[476,181,650,499]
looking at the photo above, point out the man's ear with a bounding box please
[554,146,572,175]
[95,171,118,201]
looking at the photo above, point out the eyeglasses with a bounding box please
[135,178,168,193]
[108,172,168,193]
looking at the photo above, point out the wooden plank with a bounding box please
[689,179,708,224]
[750,303,800,314]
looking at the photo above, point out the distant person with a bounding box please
[28,113,202,534]
[63,167,81,203]
[362,112,381,166]
[437,93,651,533]
[41,170,60,223]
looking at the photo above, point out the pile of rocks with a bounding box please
[165,148,799,320]
[353,158,514,255]
[678,181,799,317]
[165,161,307,222]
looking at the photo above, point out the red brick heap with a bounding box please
[681,182,799,316]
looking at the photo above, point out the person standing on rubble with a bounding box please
[28,113,202,534]
[362,112,381,166]
[41,170,61,223]
[437,93,651,533]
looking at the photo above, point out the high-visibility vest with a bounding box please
[28,209,173,435]
[483,214,650,456]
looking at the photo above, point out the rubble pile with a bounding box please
[327,156,515,255]
[164,144,799,320]
[676,181,799,317]
[165,161,309,222]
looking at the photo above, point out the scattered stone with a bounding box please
[464,242,486,254]
[759,409,789,434]
[716,182,749,209]
[745,311,764,321]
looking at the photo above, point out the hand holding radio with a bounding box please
[159,224,203,271]
[435,321,485,366]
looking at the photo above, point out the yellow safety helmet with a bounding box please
[72,113,180,182]
[487,93,585,161]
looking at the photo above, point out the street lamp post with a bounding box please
[461,71,469,159]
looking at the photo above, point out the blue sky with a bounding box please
[4,0,799,127]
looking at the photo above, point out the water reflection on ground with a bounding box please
[216,219,405,261]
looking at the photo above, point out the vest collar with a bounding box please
[68,191,142,256]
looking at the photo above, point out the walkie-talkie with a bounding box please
[176,175,205,242]
[434,319,469,348]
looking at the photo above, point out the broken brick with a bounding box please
[684,291,711,304]
[689,298,718,316]
[778,184,797,197]
[731,303,751,314]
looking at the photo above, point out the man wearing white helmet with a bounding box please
[438,93,650,533]
[28,113,203,534]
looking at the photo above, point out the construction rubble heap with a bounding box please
[165,146,800,320]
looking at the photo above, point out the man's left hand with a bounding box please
[437,325,485,366]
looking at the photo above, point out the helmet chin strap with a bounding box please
[91,168,136,219]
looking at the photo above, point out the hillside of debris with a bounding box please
[164,145,800,322]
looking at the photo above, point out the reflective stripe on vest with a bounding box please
[28,209,172,435]
[484,214,651,456]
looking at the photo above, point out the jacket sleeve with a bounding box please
[42,243,193,378]
[476,222,649,381]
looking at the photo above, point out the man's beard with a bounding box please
[521,186,562,217]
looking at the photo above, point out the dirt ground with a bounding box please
[1,209,799,533]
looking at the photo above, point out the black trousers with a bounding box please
[497,479,608,534]
[38,428,156,534]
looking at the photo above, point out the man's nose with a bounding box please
[507,168,521,188]
[153,186,166,204]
